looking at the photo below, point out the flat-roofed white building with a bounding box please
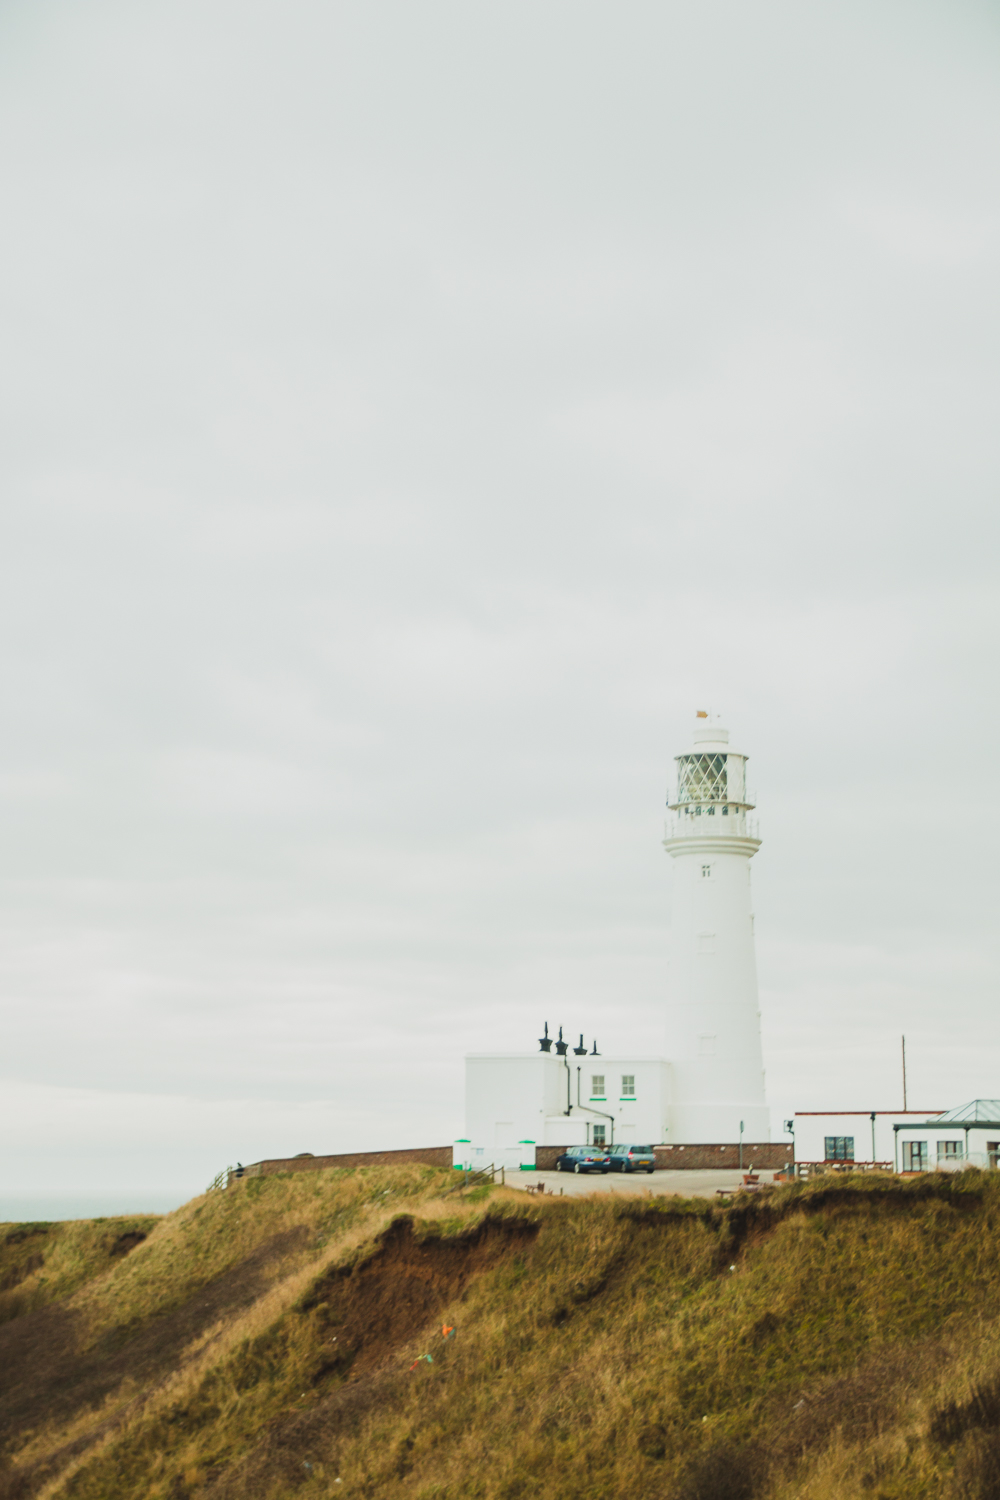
[457,1048,670,1174]
[794,1102,1000,1173]
[793,1110,943,1168]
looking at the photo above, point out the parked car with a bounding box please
[607,1144,656,1174]
[554,1145,611,1174]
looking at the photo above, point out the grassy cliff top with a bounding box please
[2,1167,999,1499]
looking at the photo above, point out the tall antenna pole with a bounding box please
[901,1034,907,1111]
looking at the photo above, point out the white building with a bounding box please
[793,1110,943,1167]
[457,712,771,1171]
[457,1049,670,1173]
[894,1101,1000,1172]
[795,1102,1000,1172]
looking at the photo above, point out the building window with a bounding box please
[824,1136,855,1161]
[698,1035,717,1056]
[988,1142,1000,1169]
[591,1075,605,1098]
[701,864,712,879]
[592,1125,606,1145]
[937,1140,963,1161]
[621,1075,635,1097]
[902,1141,928,1172]
[698,932,715,954]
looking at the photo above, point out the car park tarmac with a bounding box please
[503,1168,780,1199]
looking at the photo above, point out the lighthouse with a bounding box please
[663,713,769,1144]
[457,709,775,1172]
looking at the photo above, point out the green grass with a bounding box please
[3,1170,1000,1499]
[0,1216,160,1324]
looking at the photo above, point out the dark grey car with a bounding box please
[607,1144,656,1174]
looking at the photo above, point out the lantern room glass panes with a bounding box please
[677,753,728,805]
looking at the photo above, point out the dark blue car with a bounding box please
[554,1145,611,1174]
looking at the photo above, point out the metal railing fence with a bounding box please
[444,1162,505,1195]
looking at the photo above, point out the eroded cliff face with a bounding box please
[2,1168,1000,1500]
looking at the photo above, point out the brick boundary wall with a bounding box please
[229,1146,453,1184]
[227,1141,794,1185]
[535,1143,793,1171]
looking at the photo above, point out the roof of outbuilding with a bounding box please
[926,1100,1000,1124]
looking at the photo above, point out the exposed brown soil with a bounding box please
[205,1213,538,1499]
[108,1232,147,1259]
[303,1212,538,1376]
[0,1227,311,1499]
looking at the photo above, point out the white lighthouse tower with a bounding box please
[663,713,769,1144]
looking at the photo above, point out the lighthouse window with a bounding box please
[591,1075,605,1098]
[677,753,728,805]
[698,1035,717,1056]
[701,864,712,879]
[621,1075,635,1096]
[698,932,716,954]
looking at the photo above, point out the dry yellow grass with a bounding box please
[4,1168,1000,1499]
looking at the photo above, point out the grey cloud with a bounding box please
[0,0,998,1203]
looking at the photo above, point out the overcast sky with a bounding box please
[1,0,998,1212]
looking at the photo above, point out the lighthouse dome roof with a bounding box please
[691,721,729,749]
[686,716,745,758]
